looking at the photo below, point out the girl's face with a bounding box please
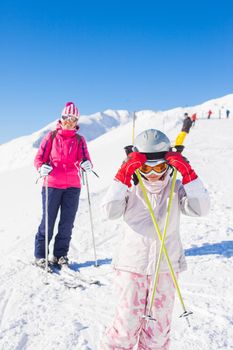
[139,161,168,182]
[145,173,164,182]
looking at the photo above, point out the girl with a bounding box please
[100,129,210,350]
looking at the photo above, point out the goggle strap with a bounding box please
[141,151,168,160]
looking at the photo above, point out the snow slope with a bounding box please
[0,94,233,350]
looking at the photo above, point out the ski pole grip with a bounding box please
[124,145,134,156]
[172,145,185,153]
[123,145,139,185]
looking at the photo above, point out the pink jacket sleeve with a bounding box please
[34,132,53,170]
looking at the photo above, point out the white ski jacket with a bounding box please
[102,177,210,275]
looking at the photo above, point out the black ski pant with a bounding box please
[34,187,80,259]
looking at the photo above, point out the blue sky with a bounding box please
[0,0,233,143]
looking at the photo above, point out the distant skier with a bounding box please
[175,112,193,146]
[34,102,92,269]
[191,112,197,126]
[226,109,230,119]
[100,129,210,350]
[207,110,212,119]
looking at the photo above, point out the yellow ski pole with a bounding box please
[135,169,192,324]
[146,169,177,318]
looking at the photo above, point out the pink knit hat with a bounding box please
[61,102,80,119]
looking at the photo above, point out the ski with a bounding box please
[46,267,88,289]
[55,264,102,286]
[57,276,86,290]
[31,260,102,288]
[32,260,53,273]
[32,261,87,289]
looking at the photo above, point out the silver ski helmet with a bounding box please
[133,129,171,162]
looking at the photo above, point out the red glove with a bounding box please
[115,152,147,187]
[165,152,197,185]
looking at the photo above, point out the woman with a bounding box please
[100,129,210,349]
[34,101,92,268]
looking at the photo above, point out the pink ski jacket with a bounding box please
[34,123,92,189]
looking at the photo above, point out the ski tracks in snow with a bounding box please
[0,258,99,350]
[170,256,233,350]
[0,186,117,350]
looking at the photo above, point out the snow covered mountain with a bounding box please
[0,94,233,350]
[0,109,132,173]
[0,93,232,174]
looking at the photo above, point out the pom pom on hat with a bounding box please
[61,101,79,118]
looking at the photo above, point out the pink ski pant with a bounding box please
[100,270,177,350]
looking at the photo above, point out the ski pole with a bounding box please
[91,169,99,178]
[135,169,192,325]
[132,111,136,144]
[84,171,99,267]
[44,174,49,284]
[146,169,178,319]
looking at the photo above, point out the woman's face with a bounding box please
[61,117,77,130]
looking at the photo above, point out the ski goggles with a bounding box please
[139,161,168,175]
[61,115,78,122]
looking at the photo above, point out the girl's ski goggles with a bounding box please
[61,115,78,122]
[139,161,168,175]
